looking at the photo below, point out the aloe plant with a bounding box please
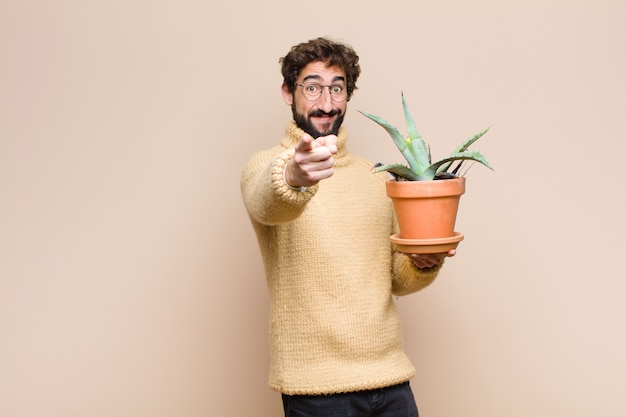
[359,93,492,181]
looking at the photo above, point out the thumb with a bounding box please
[317,134,338,154]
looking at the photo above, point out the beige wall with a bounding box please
[1,1,624,416]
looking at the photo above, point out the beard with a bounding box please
[292,106,344,139]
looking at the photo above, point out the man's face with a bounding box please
[282,61,348,138]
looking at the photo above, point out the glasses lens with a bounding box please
[301,83,321,100]
[329,85,347,102]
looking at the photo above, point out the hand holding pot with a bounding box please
[404,249,456,269]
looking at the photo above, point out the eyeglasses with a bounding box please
[295,82,348,102]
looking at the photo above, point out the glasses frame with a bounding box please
[295,82,348,103]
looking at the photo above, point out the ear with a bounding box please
[281,83,293,106]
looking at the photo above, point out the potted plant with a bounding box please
[359,93,492,254]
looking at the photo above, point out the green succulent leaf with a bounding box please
[358,110,422,173]
[372,163,423,181]
[423,151,493,180]
[455,126,491,153]
[401,93,430,169]
[438,127,492,173]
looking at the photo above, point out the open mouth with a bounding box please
[312,114,334,124]
[310,110,339,127]
[312,116,334,131]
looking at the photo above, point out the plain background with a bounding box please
[1,1,625,416]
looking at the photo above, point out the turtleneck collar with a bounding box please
[281,121,350,162]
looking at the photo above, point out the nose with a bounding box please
[316,87,334,112]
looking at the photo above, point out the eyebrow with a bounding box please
[301,74,346,84]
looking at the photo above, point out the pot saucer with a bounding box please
[390,232,464,254]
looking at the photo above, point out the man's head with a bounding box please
[280,37,361,138]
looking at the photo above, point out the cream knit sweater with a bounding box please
[240,122,442,395]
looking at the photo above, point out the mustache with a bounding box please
[308,109,341,118]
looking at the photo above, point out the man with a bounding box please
[240,37,455,417]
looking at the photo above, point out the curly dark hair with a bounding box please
[279,37,361,100]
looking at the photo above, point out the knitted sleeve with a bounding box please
[240,147,319,225]
[391,253,442,296]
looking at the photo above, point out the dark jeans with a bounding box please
[281,382,419,417]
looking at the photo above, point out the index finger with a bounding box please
[294,133,317,153]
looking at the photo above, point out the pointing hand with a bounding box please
[285,133,338,188]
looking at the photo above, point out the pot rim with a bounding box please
[385,176,466,198]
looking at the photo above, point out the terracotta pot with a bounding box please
[386,177,465,240]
